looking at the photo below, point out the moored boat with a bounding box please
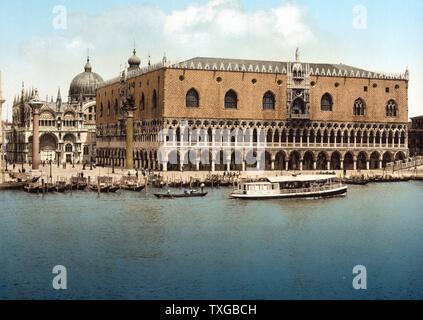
[231,174,347,199]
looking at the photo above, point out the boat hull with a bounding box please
[154,192,208,199]
[231,185,348,200]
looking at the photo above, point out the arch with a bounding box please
[65,143,73,153]
[321,93,333,111]
[330,151,342,170]
[273,129,280,144]
[292,97,306,114]
[344,152,354,170]
[230,150,243,171]
[357,152,367,170]
[114,99,119,115]
[199,150,212,171]
[152,90,157,109]
[224,90,238,109]
[40,133,58,152]
[266,129,273,145]
[382,151,393,168]
[386,99,398,117]
[303,151,315,170]
[263,91,275,110]
[186,88,199,108]
[353,98,366,116]
[63,133,76,143]
[275,151,286,170]
[167,150,181,171]
[316,151,328,170]
[215,150,230,171]
[264,151,272,171]
[395,151,406,162]
[288,151,301,171]
[140,93,145,111]
[370,151,380,169]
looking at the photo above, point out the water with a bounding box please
[0,182,422,300]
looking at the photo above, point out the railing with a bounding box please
[289,113,310,120]
[386,156,423,171]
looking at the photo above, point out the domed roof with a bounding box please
[128,49,141,69]
[69,57,104,99]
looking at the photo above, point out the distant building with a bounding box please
[0,71,5,162]
[409,116,423,156]
[96,49,409,171]
[6,58,103,165]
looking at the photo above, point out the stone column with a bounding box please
[340,160,344,170]
[29,93,43,170]
[125,111,134,170]
[327,161,331,171]
[366,160,370,170]
[299,160,303,171]
[285,160,289,171]
[313,161,317,171]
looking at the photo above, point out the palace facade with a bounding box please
[96,50,409,172]
[6,58,103,165]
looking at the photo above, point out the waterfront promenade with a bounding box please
[2,162,423,184]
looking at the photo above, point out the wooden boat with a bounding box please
[55,181,69,193]
[24,183,40,193]
[154,190,208,199]
[70,177,88,190]
[39,183,55,193]
[342,178,369,185]
[231,174,347,199]
[121,184,145,192]
[120,176,145,192]
[0,181,26,190]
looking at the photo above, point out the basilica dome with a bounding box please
[69,57,104,101]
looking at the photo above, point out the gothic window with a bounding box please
[386,100,398,117]
[263,91,275,110]
[224,90,238,109]
[321,93,333,111]
[83,145,89,155]
[353,98,366,116]
[186,88,199,108]
[65,144,73,152]
[152,90,157,109]
[140,93,145,111]
[107,101,111,116]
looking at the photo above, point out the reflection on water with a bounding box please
[0,182,422,299]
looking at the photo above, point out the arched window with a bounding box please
[65,144,73,152]
[263,91,275,110]
[186,89,199,108]
[386,100,398,117]
[100,103,103,117]
[114,99,119,115]
[107,101,111,116]
[152,90,157,109]
[140,93,145,111]
[224,90,238,109]
[321,93,333,111]
[353,98,366,116]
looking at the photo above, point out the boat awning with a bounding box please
[267,175,337,183]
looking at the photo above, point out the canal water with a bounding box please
[0,182,422,300]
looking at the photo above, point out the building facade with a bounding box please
[409,116,423,156]
[96,50,409,172]
[0,71,5,162]
[6,58,103,165]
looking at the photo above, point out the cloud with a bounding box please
[3,0,314,117]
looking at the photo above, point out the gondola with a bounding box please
[121,184,145,192]
[154,190,208,199]
[89,184,120,193]
[55,181,69,193]
[0,181,26,190]
[342,179,369,185]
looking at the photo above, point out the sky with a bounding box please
[0,0,422,120]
